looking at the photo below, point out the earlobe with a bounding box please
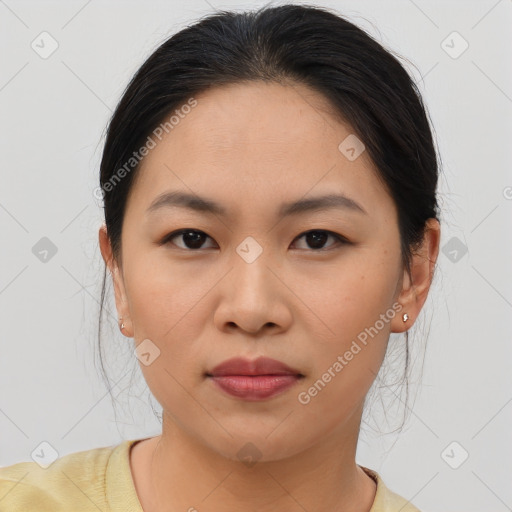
[391,218,441,333]
[113,276,133,338]
[391,269,414,333]
[111,264,133,337]
[98,224,133,337]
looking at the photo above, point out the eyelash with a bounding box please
[161,229,349,252]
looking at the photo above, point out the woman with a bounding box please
[0,3,440,511]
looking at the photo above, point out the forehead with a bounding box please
[127,81,394,221]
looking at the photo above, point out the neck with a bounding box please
[139,410,376,512]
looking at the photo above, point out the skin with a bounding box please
[99,81,440,512]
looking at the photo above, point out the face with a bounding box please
[101,81,429,462]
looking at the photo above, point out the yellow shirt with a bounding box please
[0,438,421,511]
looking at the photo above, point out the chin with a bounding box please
[197,428,315,465]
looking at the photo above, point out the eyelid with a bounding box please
[161,229,218,249]
[292,229,349,250]
[161,228,350,251]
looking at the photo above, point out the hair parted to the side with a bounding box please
[95,2,441,433]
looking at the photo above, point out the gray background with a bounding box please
[1,1,511,511]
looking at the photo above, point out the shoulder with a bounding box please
[0,441,122,511]
[361,466,422,512]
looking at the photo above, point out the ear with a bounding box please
[98,224,133,337]
[391,218,441,333]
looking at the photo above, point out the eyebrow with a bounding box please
[146,191,368,218]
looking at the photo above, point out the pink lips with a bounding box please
[207,356,303,401]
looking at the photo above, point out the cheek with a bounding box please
[300,250,399,388]
[294,275,392,428]
[122,255,217,389]
[126,261,211,418]
[300,252,398,338]
[124,253,207,338]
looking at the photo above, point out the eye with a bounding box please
[162,229,217,250]
[161,228,348,252]
[291,230,348,251]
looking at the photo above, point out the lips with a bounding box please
[207,356,303,377]
[206,356,304,401]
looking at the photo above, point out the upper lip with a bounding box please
[208,356,303,377]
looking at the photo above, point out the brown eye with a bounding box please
[163,229,216,250]
[292,230,348,251]
[161,228,348,252]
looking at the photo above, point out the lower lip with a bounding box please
[209,375,301,401]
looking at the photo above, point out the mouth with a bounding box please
[207,355,303,377]
[205,356,305,401]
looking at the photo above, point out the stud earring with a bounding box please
[402,313,409,322]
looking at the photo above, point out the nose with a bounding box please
[213,248,293,336]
